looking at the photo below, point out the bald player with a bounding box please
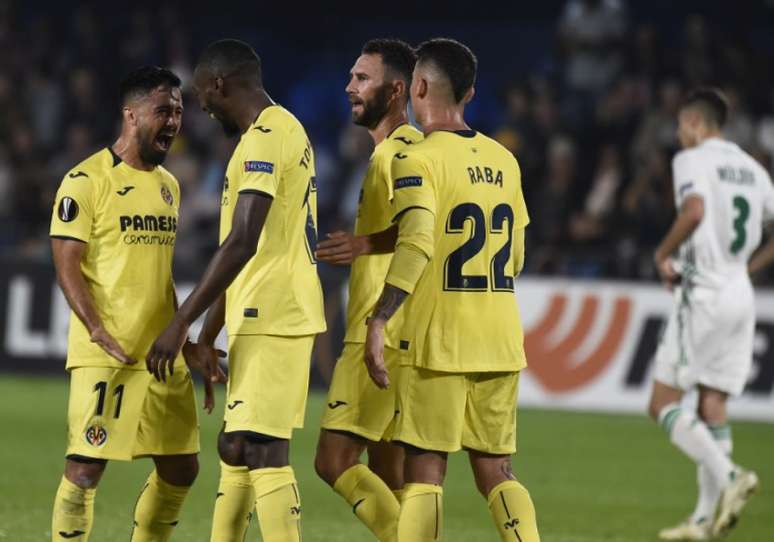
[364,38,540,541]
[147,39,325,542]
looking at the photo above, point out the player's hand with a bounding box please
[655,255,679,291]
[146,317,188,382]
[90,326,137,366]
[364,318,390,389]
[182,342,226,414]
[315,231,368,265]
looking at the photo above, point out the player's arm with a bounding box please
[146,193,271,379]
[316,225,398,265]
[52,238,136,365]
[365,207,435,388]
[654,195,704,288]
[513,227,526,277]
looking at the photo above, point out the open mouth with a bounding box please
[154,133,174,152]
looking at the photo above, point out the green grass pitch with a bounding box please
[0,375,771,541]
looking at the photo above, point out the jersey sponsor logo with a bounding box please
[160,185,174,206]
[119,215,177,232]
[67,171,88,179]
[394,176,422,189]
[327,400,347,409]
[525,293,632,392]
[116,186,135,196]
[467,166,503,187]
[254,125,272,133]
[84,423,107,447]
[58,197,79,222]
[244,160,274,173]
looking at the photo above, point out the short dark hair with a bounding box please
[361,38,416,84]
[197,39,262,87]
[119,66,181,105]
[415,38,477,103]
[680,87,728,127]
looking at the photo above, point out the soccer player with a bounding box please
[313,39,422,540]
[364,38,540,542]
[146,39,325,542]
[649,88,771,540]
[49,66,212,541]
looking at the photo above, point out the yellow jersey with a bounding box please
[219,105,325,336]
[390,129,529,373]
[344,123,423,346]
[50,148,181,370]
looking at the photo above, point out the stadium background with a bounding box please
[1,0,773,540]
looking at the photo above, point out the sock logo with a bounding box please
[290,506,301,515]
[327,400,347,409]
[59,531,86,539]
[503,519,523,542]
[352,498,366,514]
[227,400,244,410]
[215,492,224,500]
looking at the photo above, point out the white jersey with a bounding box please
[673,137,774,289]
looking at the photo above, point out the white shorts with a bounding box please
[654,276,755,396]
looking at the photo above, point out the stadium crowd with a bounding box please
[1,1,772,286]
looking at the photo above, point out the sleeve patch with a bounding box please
[244,161,274,173]
[395,176,423,189]
[58,197,80,222]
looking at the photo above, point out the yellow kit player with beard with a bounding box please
[50,147,198,463]
[322,123,423,440]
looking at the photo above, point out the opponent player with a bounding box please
[146,39,325,542]
[313,39,422,540]
[364,38,540,541]
[649,88,771,540]
[50,66,212,541]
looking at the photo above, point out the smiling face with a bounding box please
[128,85,183,165]
[192,66,241,137]
[345,53,394,129]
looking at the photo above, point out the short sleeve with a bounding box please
[236,129,283,198]
[391,150,436,221]
[672,150,706,206]
[513,158,530,229]
[49,172,96,242]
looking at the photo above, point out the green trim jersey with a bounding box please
[50,148,180,369]
[219,105,326,336]
[390,130,529,373]
[344,123,424,346]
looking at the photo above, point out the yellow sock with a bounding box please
[130,470,190,542]
[333,464,400,542]
[487,480,540,542]
[249,466,301,542]
[52,476,96,541]
[211,462,255,542]
[397,483,443,542]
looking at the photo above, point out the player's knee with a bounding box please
[470,455,513,497]
[65,458,106,489]
[313,449,340,486]
[155,454,199,487]
[368,444,404,490]
[218,430,246,466]
[647,396,663,421]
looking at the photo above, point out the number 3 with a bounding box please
[730,195,750,255]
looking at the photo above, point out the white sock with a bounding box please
[658,404,735,490]
[691,424,733,525]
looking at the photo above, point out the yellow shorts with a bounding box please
[320,343,399,441]
[392,366,519,454]
[223,334,314,439]
[66,366,199,461]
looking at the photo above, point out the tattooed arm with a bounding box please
[364,285,409,389]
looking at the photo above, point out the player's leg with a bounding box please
[53,367,144,541]
[469,453,539,542]
[52,457,106,541]
[464,371,539,542]
[367,439,405,494]
[222,334,314,542]
[130,363,200,541]
[315,343,401,540]
[391,365,467,542]
[399,445,447,542]
[211,430,254,542]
